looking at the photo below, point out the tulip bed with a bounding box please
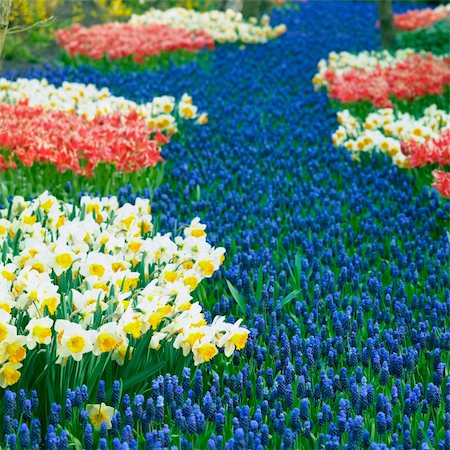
[393,5,449,31]
[57,8,287,71]
[313,49,450,108]
[57,23,215,64]
[0,2,449,450]
[393,5,450,55]
[0,77,207,197]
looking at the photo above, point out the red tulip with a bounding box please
[325,53,450,107]
[393,8,448,31]
[432,170,450,198]
[401,129,450,168]
[56,23,215,62]
[0,102,164,176]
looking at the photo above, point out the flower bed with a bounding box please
[129,7,287,44]
[0,78,206,132]
[0,102,164,175]
[313,49,450,107]
[393,5,449,31]
[331,105,450,195]
[0,3,449,449]
[0,78,206,196]
[332,106,450,167]
[0,192,247,397]
[401,128,450,168]
[57,8,286,69]
[57,23,215,63]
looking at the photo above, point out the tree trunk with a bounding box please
[377,0,396,49]
[241,0,271,18]
[0,0,12,60]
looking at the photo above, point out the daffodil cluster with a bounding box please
[0,192,249,388]
[312,48,419,89]
[332,105,450,167]
[0,78,208,133]
[129,8,287,44]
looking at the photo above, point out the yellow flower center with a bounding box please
[56,216,65,228]
[40,199,53,212]
[178,302,192,311]
[23,215,36,225]
[181,107,194,119]
[128,241,142,253]
[31,263,46,273]
[112,262,127,273]
[148,312,163,329]
[33,325,52,343]
[230,332,248,350]
[0,324,8,342]
[42,297,58,315]
[2,365,21,386]
[87,204,101,214]
[139,220,151,234]
[123,320,142,338]
[121,277,138,292]
[184,276,199,291]
[191,229,205,237]
[164,271,178,283]
[67,335,86,353]
[0,303,11,313]
[93,282,109,293]
[159,304,172,315]
[198,260,215,276]
[388,148,398,157]
[121,300,130,310]
[56,253,73,269]
[198,343,217,362]
[98,333,121,352]
[186,332,205,346]
[1,270,15,281]
[90,264,105,277]
[122,216,135,228]
[90,410,109,427]
[198,115,208,125]
[118,345,132,360]
[157,118,170,128]
[6,344,26,363]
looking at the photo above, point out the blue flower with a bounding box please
[97,380,106,403]
[84,425,93,450]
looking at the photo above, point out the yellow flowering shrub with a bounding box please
[9,0,131,26]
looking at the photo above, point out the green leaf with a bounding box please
[121,361,165,392]
[255,264,264,300]
[281,289,301,308]
[226,280,246,313]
